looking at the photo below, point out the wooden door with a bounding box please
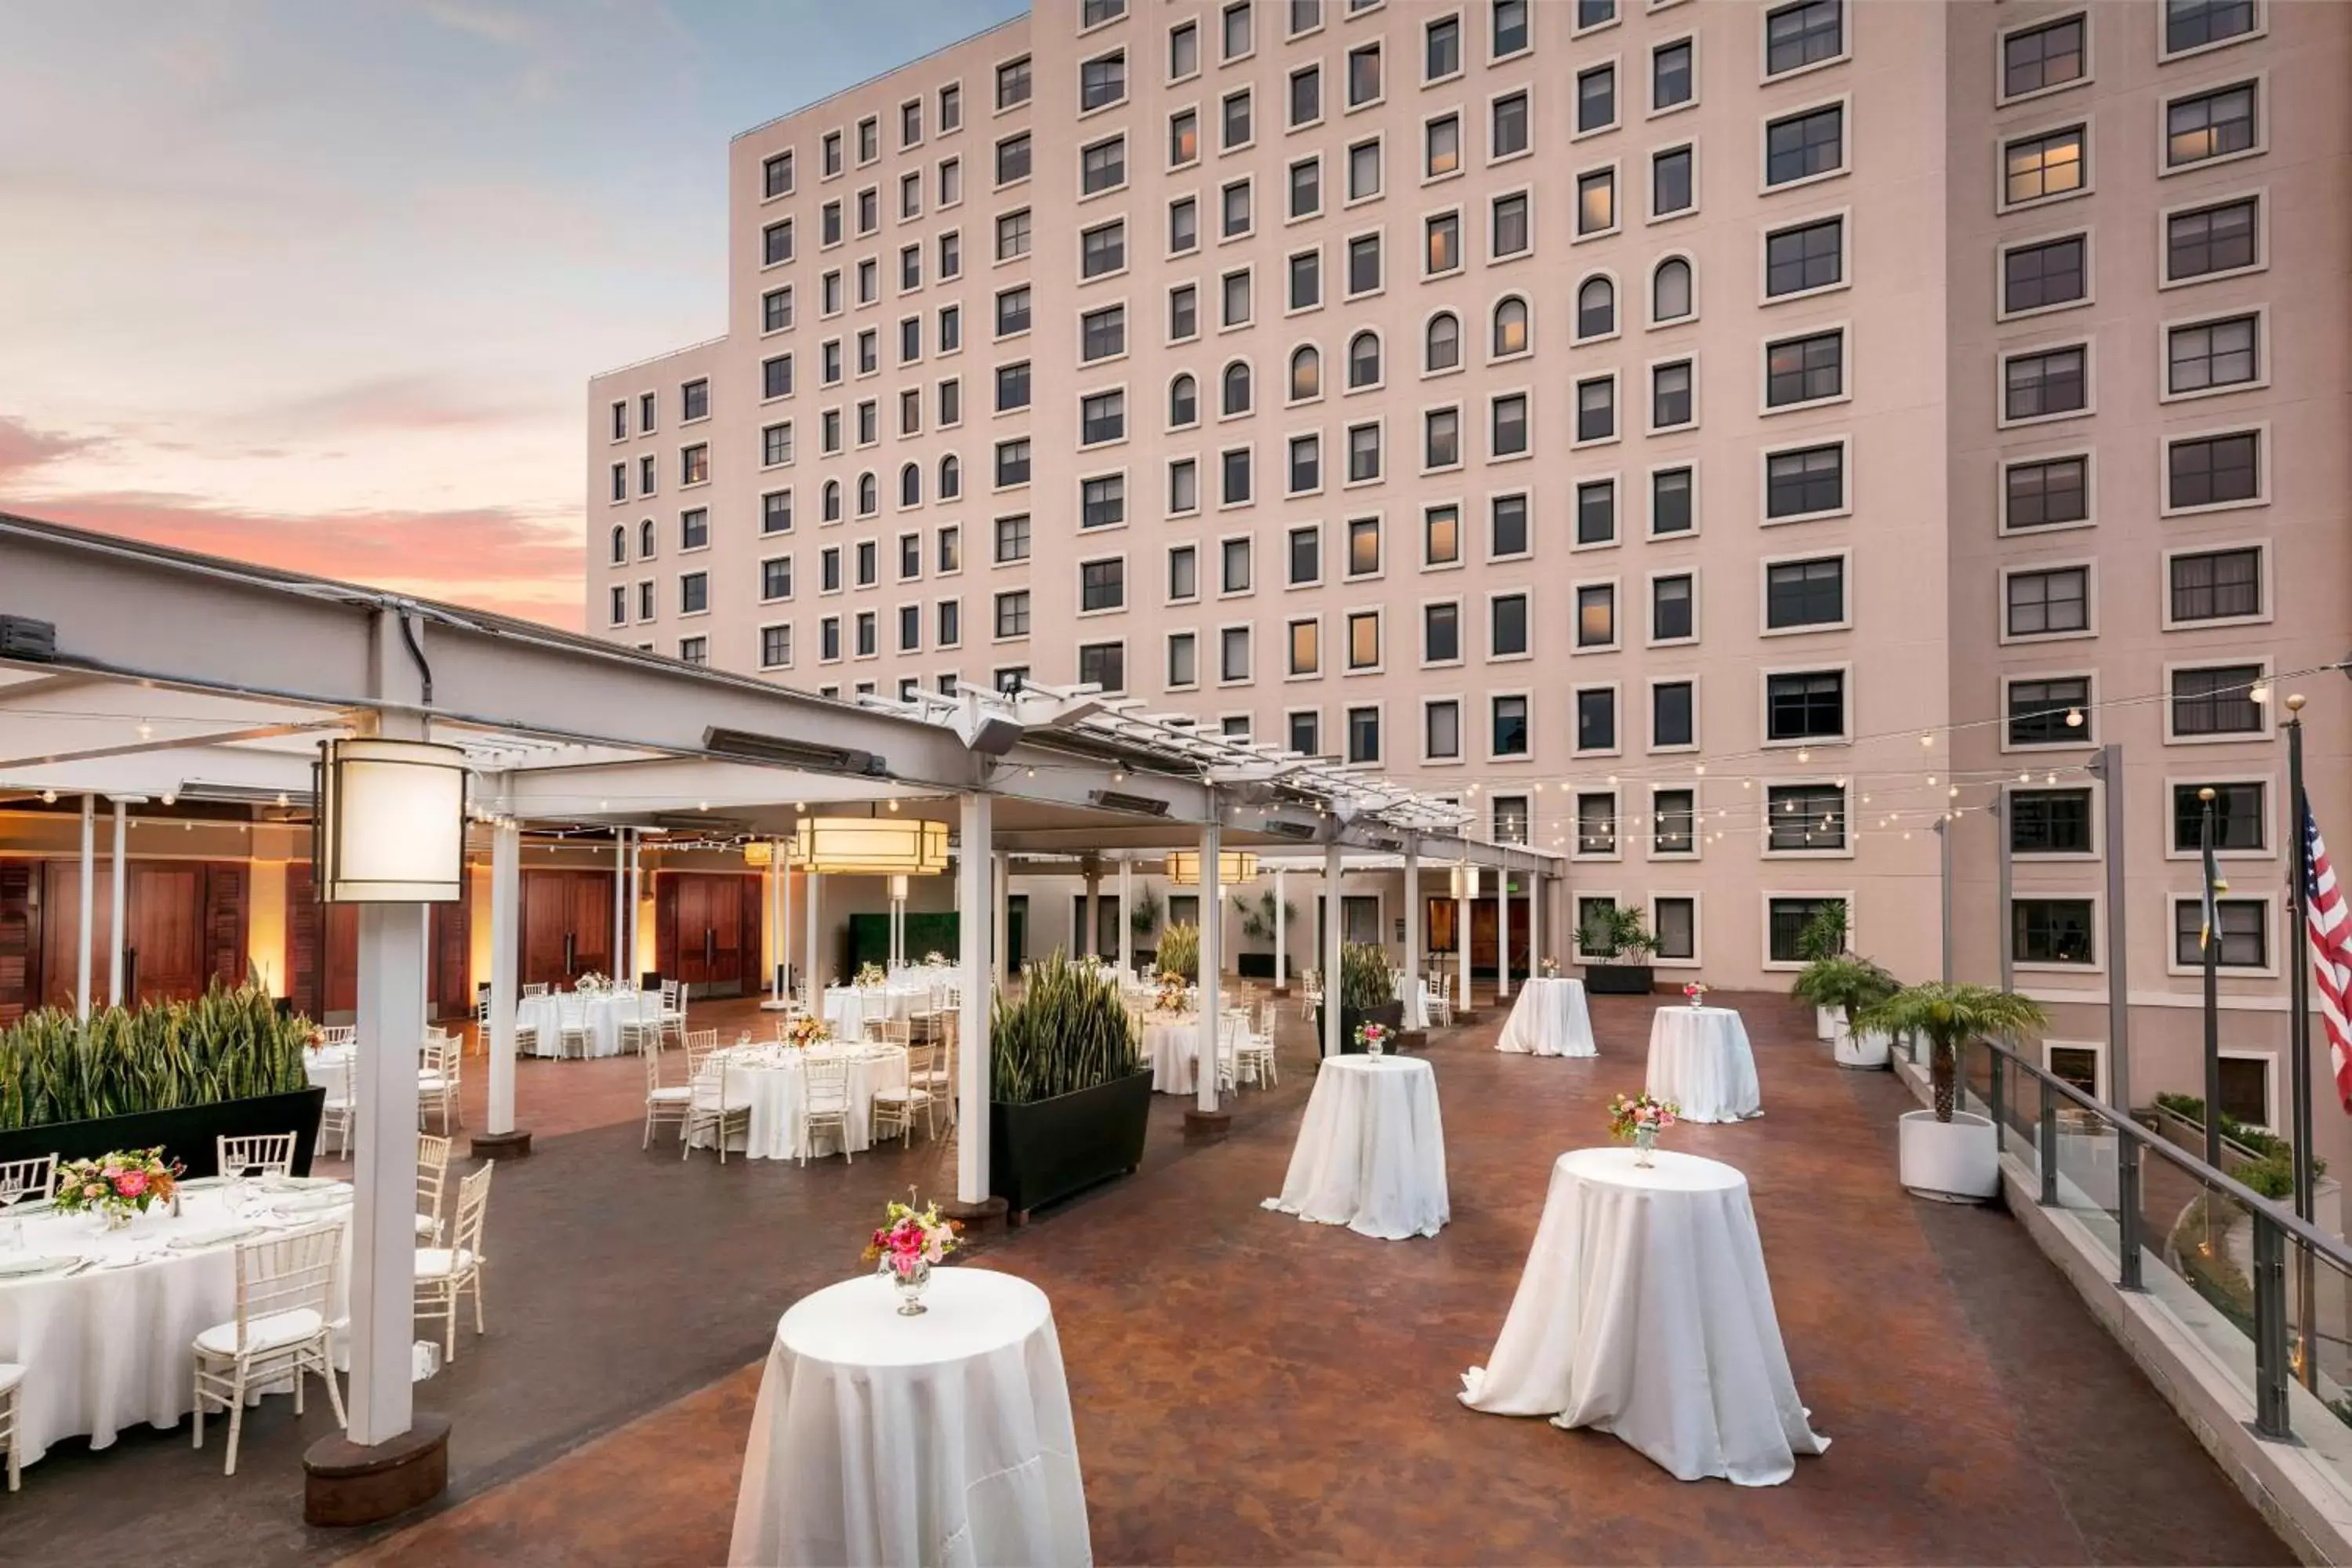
[430,888,472,1021]
[124,863,206,1002]
[657,873,756,996]
[568,873,615,979]
[0,861,39,1024]
[711,874,753,991]
[521,870,615,986]
[39,859,107,1014]
[285,862,359,1020]
[1468,896,1529,979]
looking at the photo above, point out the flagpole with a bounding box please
[2286,694,2316,1392]
[2201,788,2222,1173]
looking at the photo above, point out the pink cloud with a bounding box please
[0,416,104,479]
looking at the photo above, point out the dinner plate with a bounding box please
[0,1251,73,1279]
[168,1225,266,1250]
[273,1189,351,1214]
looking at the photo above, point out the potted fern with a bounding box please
[1851,982,2046,1202]
[1579,905,1659,995]
[1317,942,1403,1054]
[989,952,1151,1216]
[1789,954,1900,1069]
[1792,904,1853,1039]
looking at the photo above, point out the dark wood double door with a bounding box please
[521,869,617,989]
[1423,894,1530,978]
[655,873,761,997]
[286,862,472,1023]
[0,857,251,1024]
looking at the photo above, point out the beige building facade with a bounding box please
[588,0,2352,1151]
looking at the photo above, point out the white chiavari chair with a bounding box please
[217,1132,297,1180]
[0,1154,58,1204]
[415,1162,494,1362]
[1429,972,1455,1029]
[415,1131,452,1243]
[658,978,688,1048]
[800,1054,853,1166]
[642,1035,693,1148]
[523,982,550,1000]
[683,1050,751,1163]
[191,1221,347,1475]
[871,1040,940,1143]
[0,1362,20,1491]
[419,1033,463,1132]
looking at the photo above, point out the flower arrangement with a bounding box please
[1606,1093,1679,1166]
[573,971,610,996]
[1154,971,1189,1014]
[1682,982,1709,1008]
[1353,1020,1392,1055]
[782,1013,831,1050]
[52,1146,181,1226]
[855,962,888,989]
[922,950,948,967]
[1539,957,1559,978]
[863,1194,960,1315]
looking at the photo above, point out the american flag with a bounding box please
[2305,804,2352,1112]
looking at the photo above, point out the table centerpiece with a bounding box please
[855,962,889,989]
[574,970,611,996]
[863,1192,960,1315]
[1353,1020,1392,1056]
[52,1146,182,1231]
[1606,1093,1679,1167]
[782,1013,831,1050]
[1682,981,1709,1009]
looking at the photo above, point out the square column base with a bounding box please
[470,1128,532,1160]
[303,1415,452,1526]
[941,1194,1010,1233]
[1181,1107,1233,1144]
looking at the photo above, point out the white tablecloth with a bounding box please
[823,984,939,1042]
[1497,978,1597,1058]
[1265,1055,1449,1240]
[1646,1006,1762,1123]
[0,1185,354,1466]
[730,1269,1091,1568]
[1145,1014,1234,1095]
[1461,1148,1826,1485]
[518,990,661,1058]
[303,1044,355,1089]
[688,1046,911,1160]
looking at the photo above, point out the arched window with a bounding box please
[899,462,922,508]
[1575,276,1616,340]
[1289,345,1321,401]
[1221,361,1252,416]
[609,524,627,564]
[638,518,657,559]
[822,480,842,522]
[1348,329,1382,389]
[1424,313,1460,373]
[1652,258,1693,324]
[1169,372,1199,427]
[857,473,877,515]
[1492,296,1530,358]
[938,453,961,499]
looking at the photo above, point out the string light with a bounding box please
[39,789,56,804]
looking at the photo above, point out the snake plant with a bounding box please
[0,982,314,1132]
[990,951,1142,1105]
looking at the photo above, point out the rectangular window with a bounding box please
[1654,897,1697,959]
[763,219,794,266]
[1766,217,1842,299]
[994,590,1031,638]
[1287,618,1319,677]
[2166,0,2259,55]
[1080,50,1128,113]
[2011,788,2092,854]
[1167,544,1199,601]
[1426,114,1461,180]
[1221,537,1253,594]
[1170,458,1199,514]
[1082,220,1127,279]
[996,439,1032,487]
[1766,670,1845,741]
[1766,330,1842,408]
[1080,390,1125,446]
[1652,468,1693,535]
[1576,583,1616,649]
[1168,285,1199,342]
[1423,601,1460,664]
[680,507,710,551]
[1223,89,1254,150]
[1081,136,1127,196]
[2172,663,2265,735]
[1575,376,1616,441]
[679,571,709,615]
[1080,557,1126,612]
[2176,899,2267,969]
[763,151,795,199]
[1290,434,1322,493]
[2168,82,2258,169]
[1222,626,1253,682]
[1490,695,1528,756]
[1286,524,1321,587]
[760,624,792,668]
[2016,898,2096,964]
[2007,676,2091,746]
[1650,362,1692,430]
[1347,705,1381,764]
[1425,503,1461,566]
[1222,448,1253,504]
[1346,611,1380,670]
[1223,180,1254,238]
[1769,897,1844,964]
[763,288,793,332]
[1652,681,1694,749]
[761,489,794,535]
[1080,305,1126,363]
[2167,197,2259,283]
[2006,566,2090,637]
[1651,148,1693,217]
[1344,517,1379,577]
[997,56,1033,110]
[1576,64,1616,136]
[1347,42,1382,107]
[1765,444,1842,519]
[996,361,1031,412]
[1492,192,1530,256]
[681,379,710,422]
[1653,39,1694,111]
[1221,270,1252,327]
[1765,105,1842,187]
[1650,575,1693,642]
[681,445,710,485]
[2003,234,2087,314]
[1345,424,1381,483]
[1576,169,1615,236]
[1766,557,1845,630]
[1424,699,1460,760]
[2004,345,2086,420]
[1576,794,1617,856]
[1574,480,1616,547]
[1223,1,1254,60]
[1486,492,1528,557]
[1491,592,1530,657]
[2005,454,2089,528]
[1766,0,1842,76]
[1082,475,1127,529]
[1490,92,1528,162]
[1576,687,1617,753]
[1290,65,1322,129]
[1164,633,1199,688]
[996,209,1033,261]
[1347,234,1381,296]
[1288,249,1321,312]
[762,354,793,400]
[2005,125,2085,205]
[1767,782,1846,852]
[1493,0,1529,56]
[2173,781,2267,852]
[2168,431,2258,510]
[1347,140,1381,202]
[2003,14,2086,99]
[2168,315,2259,396]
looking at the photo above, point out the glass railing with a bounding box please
[1900,1029,2352,1494]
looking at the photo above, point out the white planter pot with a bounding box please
[1835,1025,1892,1070]
[1815,1006,1841,1041]
[1899,1109,2000,1203]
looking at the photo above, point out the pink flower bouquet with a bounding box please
[1606,1093,1679,1164]
[52,1147,182,1225]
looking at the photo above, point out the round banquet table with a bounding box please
[1645,1005,1762,1123]
[0,1184,354,1468]
[1460,1148,1828,1486]
[518,989,661,1058]
[728,1269,1091,1568]
[1142,1014,1209,1094]
[688,1044,911,1160]
[303,1044,354,1089]
[1264,1054,1449,1240]
[822,983,938,1042]
[1496,977,1597,1058]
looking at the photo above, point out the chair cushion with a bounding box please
[689,1090,753,1112]
[0,1362,22,1395]
[194,1307,325,1357]
[413,1213,439,1238]
[323,1098,357,1112]
[415,1247,477,1280]
[647,1085,695,1102]
[417,1073,452,1092]
[873,1087,933,1105]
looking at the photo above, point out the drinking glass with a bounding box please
[0,1177,24,1252]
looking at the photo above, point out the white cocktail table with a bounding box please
[1497,976,1597,1058]
[1265,1054,1449,1240]
[1645,1005,1762,1123]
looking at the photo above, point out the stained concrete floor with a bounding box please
[0,989,2289,1566]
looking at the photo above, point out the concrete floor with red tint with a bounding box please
[331,989,2285,1567]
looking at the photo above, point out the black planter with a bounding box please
[989,1070,1152,1216]
[1319,1000,1406,1053]
[1583,963,1656,996]
[0,1087,330,1180]
[1236,952,1276,979]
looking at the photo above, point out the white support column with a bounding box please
[1497,851,1512,1002]
[626,831,643,984]
[1321,843,1343,1058]
[1456,861,1472,1018]
[1401,835,1421,1029]
[1272,866,1288,993]
[611,830,626,981]
[804,871,822,1007]
[956,792,993,1204]
[350,897,426,1446]
[1196,815,1223,1115]
[992,851,1011,983]
[107,798,128,1005]
[1528,859,1543,973]
[1117,857,1134,978]
[75,794,94,1020]
[779,848,794,1005]
[488,818,521,1137]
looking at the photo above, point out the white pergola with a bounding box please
[0,511,1558,1497]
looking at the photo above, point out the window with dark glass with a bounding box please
[2005,454,2088,528]
[1346,705,1381,764]
[1765,445,1842,518]
[1576,687,1617,752]
[2167,197,2258,282]
[1576,376,1615,441]
[1651,575,1693,641]
[1651,361,1693,429]
[2004,345,2087,420]
[1424,601,1460,663]
[2168,315,2259,395]
[1653,39,1693,110]
[2005,566,2089,637]
[2007,676,2091,745]
[1652,468,1693,535]
[1765,0,1842,76]
[1769,897,1843,963]
[2174,781,2266,852]
[2003,234,2087,314]
[1766,557,1844,629]
[1766,670,1844,740]
[1576,480,1614,546]
[1492,492,1530,556]
[1576,794,1617,855]
[2176,899,2267,968]
[1652,147,1693,216]
[1491,91,1528,158]
[1766,218,1842,299]
[1080,557,1126,612]
[1765,105,1842,187]
[2168,431,2258,509]
[1652,681,1694,748]
[2167,82,2257,168]
[1768,782,1846,851]
[1490,695,1529,757]
[2017,899,2096,964]
[1082,475,1127,529]
[1491,592,1528,656]
[2002,14,2085,98]
[1765,330,1842,407]
[2012,788,2092,854]
[2170,548,2264,624]
[2165,0,2257,55]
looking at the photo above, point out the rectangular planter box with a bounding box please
[0,1086,330,1181]
[1319,1000,1405,1054]
[989,1070,1152,1217]
[1583,964,1655,996]
[1236,953,1276,980]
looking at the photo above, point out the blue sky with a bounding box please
[0,0,1026,619]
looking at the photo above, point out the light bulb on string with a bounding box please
[1796,749,1810,763]
[39,789,56,804]
[2064,707,2084,728]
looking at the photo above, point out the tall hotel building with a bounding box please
[590,1,2351,1140]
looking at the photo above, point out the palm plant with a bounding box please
[1156,921,1200,982]
[1850,982,2046,1123]
[1794,902,1852,964]
[1788,954,1898,1022]
[1580,904,1658,961]
[1130,888,1163,937]
[990,951,1142,1104]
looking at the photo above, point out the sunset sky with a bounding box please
[0,0,1025,625]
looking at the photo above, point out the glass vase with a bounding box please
[887,1258,931,1315]
[1633,1125,1659,1168]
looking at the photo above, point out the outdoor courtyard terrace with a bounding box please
[0,990,2288,1566]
